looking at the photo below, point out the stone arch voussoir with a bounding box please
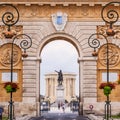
[37,33,83,58]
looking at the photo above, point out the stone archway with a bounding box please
[36,33,83,115]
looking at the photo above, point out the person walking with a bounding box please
[62,104,65,113]
[58,103,60,110]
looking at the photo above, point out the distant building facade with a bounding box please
[45,72,76,103]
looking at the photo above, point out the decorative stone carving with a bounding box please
[0,4,118,22]
[98,44,120,67]
[97,25,120,39]
[81,5,89,16]
[0,44,21,67]
[51,12,67,31]
[0,25,23,39]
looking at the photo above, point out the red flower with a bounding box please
[4,82,19,92]
[99,82,116,89]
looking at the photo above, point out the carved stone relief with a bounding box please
[0,44,21,67]
[81,5,89,16]
[98,44,120,67]
[0,5,102,19]
[52,12,67,31]
[97,25,120,39]
[31,5,39,17]
[0,25,23,39]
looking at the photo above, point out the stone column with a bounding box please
[45,78,48,97]
[36,57,41,116]
[72,78,74,97]
[48,79,51,97]
[52,78,54,97]
[53,78,55,100]
[78,57,83,115]
[71,78,74,97]
[66,78,69,97]
[68,78,70,97]
[70,78,72,97]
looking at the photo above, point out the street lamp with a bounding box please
[88,2,120,120]
[1,4,19,34]
[9,34,32,120]
[88,33,111,120]
[0,4,32,120]
[101,1,120,37]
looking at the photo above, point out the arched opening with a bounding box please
[37,34,82,115]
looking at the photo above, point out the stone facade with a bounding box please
[0,0,120,117]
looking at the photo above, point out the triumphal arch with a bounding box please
[0,0,120,116]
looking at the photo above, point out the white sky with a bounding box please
[40,40,79,96]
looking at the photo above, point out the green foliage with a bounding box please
[4,82,19,93]
[2,116,8,120]
[5,85,12,93]
[99,82,116,96]
[112,113,120,118]
[103,86,111,96]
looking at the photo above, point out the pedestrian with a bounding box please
[58,103,60,110]
[62,104,65,112]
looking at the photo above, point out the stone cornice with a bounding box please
[0,1,119,22]
[0,1,116,6]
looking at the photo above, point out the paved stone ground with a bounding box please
[15,115,32,120]
[28,113,89,120]
[86,114,120,120]
[15,113,89,120]
[15,114,120,120]
[14,105,120,120]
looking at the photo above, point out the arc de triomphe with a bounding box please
[0,0,120,116]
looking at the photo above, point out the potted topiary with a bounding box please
[4,82,19,93]
[99,82,116,96]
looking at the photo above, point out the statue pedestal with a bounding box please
[56,85,65,104]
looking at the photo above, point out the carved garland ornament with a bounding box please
[0,25,23,39]
[98,44,120,67]
[97,25,120,39]
[0,44,21,67]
